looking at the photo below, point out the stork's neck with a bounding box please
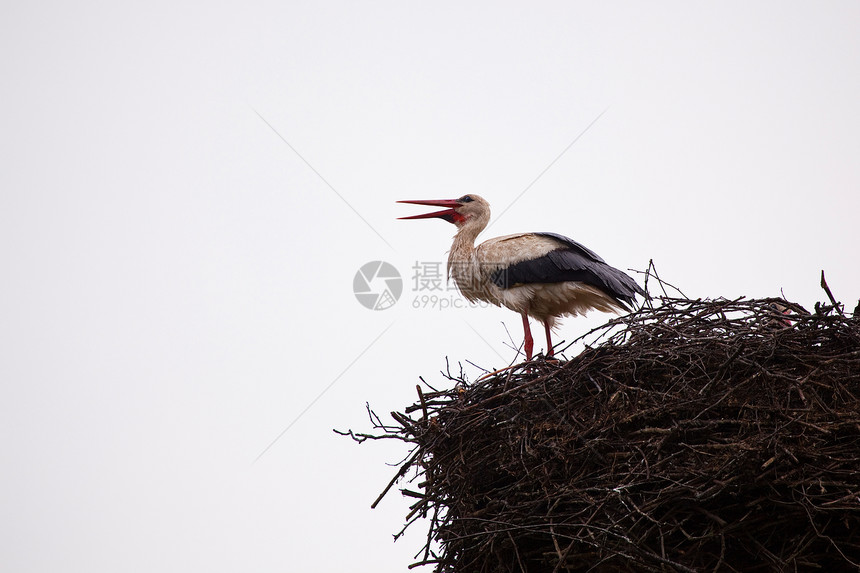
[449,216,486,262]
[447,215,488,294]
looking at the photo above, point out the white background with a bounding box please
[2,2,859,571]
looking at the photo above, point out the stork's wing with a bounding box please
[489,232,645,309]
[531,232,606,263]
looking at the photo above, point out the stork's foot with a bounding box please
[518,352,564,366]
[535,353,563,364]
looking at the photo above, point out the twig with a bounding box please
[820,270,844,316]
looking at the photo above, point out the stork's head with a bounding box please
[398,194,491,230]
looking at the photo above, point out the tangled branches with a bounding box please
[342,296,860,572]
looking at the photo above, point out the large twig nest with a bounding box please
[343,296,860,572]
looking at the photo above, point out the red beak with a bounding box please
[397,199,462,223]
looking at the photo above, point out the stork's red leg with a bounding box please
[521,313,534,360]
[544,322,554,358]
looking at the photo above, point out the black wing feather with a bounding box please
[489,234,645,309]
[532,232,606,263]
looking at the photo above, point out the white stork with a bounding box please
[399,194,645,360]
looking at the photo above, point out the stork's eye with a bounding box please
[459,195,473,203]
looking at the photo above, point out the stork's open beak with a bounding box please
[397,199,461,222]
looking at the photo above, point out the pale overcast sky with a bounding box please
[2,2,859,572]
